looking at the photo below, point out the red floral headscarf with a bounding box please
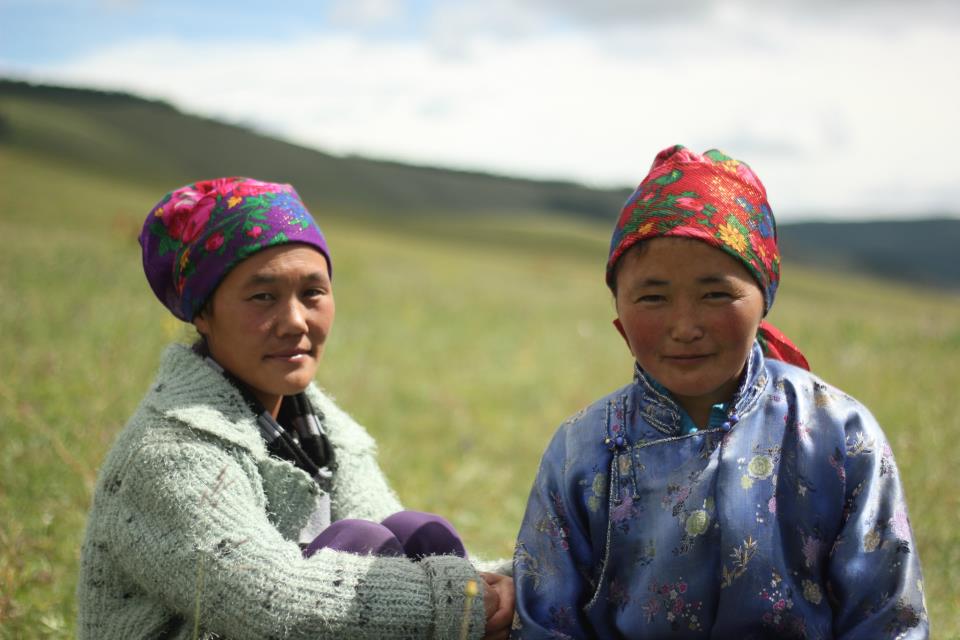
[607,145,809,370]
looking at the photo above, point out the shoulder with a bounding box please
[540,383,633,468]
[147,343,251,421]
[108,344,265,464]
[559,383,632,439]
[763,358,887,448]
[765,359,867,411]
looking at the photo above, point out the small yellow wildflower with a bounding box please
[464,580,479,598]
[459,580,480,640]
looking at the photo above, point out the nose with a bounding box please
[668,300,704,343]
[276,297,309,336]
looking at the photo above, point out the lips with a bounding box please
[265,348,312,360]
[663,353,712,365]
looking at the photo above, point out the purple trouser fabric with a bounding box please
[302,510,467,560]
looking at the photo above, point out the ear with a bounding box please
[612,318,631,350]
[193,313,210,337]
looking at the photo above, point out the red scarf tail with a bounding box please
[758,321,810,371]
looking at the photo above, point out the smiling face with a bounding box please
[613,237,765,426]
[193,244,334,416]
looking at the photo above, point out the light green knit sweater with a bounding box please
[77,344,494,639]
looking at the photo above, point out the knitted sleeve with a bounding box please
[108,431,485,640]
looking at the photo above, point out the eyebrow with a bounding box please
[632,274,732,288]
[244,272,328,286]
[697,275,731,284]
[634,278,669,287]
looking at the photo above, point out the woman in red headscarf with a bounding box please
[512,146,927,638]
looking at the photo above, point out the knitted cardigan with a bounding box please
[77,344,491,639]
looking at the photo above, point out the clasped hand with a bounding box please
[480,571,515,639]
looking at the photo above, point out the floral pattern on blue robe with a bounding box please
[513,344,927,639]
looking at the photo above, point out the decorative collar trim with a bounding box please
[629,341,769,438]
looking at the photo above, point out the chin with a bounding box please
[282,372,316,394]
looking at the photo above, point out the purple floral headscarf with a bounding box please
[139,177,331,321]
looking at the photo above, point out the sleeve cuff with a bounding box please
[420,555,486,640]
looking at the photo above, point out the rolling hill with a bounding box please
[779,219,960,292]
[2,77,957,291]
[0,78,630,220]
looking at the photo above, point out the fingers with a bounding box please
[485,605,512,633]
[483,575,516,634]
[480,571,500,585]
[496,575,515,614]
[482,581,501,621]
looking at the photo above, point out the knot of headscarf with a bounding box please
[139,177,331,322]
[607,145,809,370]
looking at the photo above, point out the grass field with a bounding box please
[2,146,959,637]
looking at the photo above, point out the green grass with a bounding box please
[2,146,959,637]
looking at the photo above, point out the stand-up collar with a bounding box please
[631,341,769,437]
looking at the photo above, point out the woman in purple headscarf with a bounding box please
[77,177,513,640]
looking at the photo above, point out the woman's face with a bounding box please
[194,244,334,415]
[613,237,764,424]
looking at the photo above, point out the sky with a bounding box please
[2,0,959,221]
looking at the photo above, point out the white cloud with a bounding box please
[500,0,960,29]
[7,8,960,219]
[326,0,406,29]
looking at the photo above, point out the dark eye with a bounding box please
[704,291,733,300]
[303,287,328,299]
[637,294,665,304]
[249,292,275,302]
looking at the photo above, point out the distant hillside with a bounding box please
[0,78,630,219]
[2,78,958,292]
[779,219,960,292]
